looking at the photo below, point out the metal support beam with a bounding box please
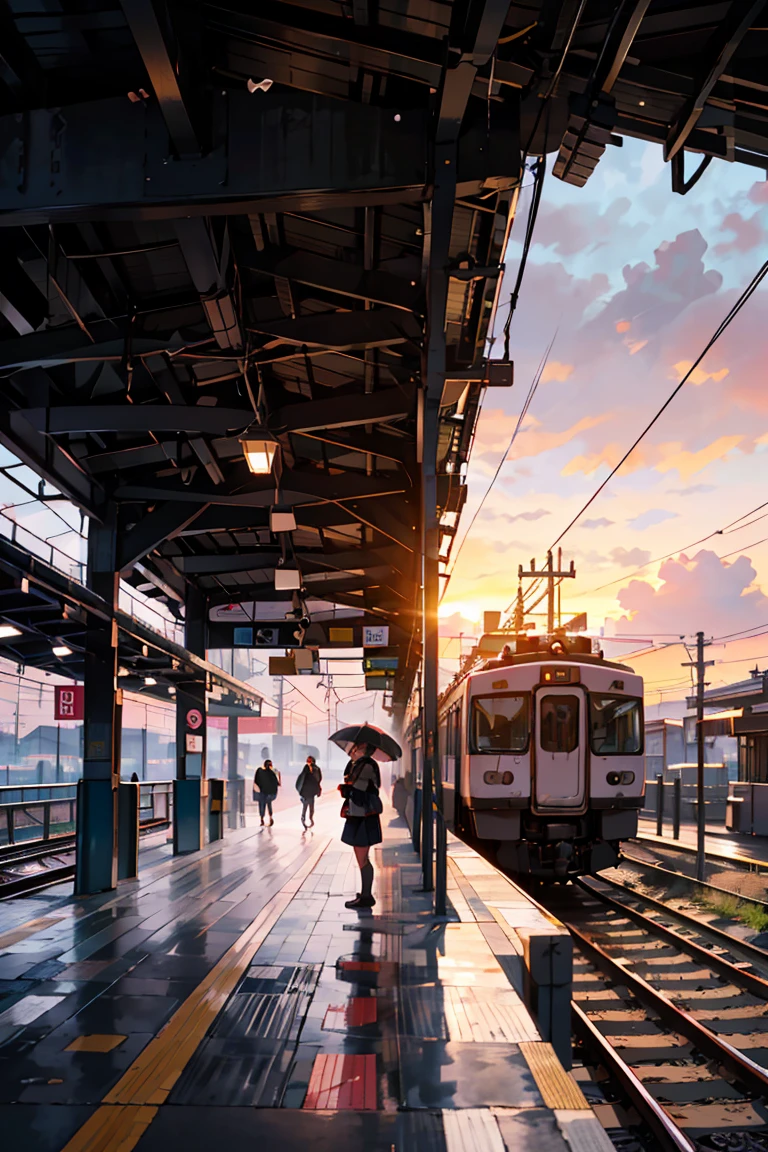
[16,405,254,437]
[0,92,428,225]
[248,307,421,351]
[118,501,209,572]
[118,0,201,155]
[271,386,415,434]
[246,248,421,313]
[76,515,120,894]
[665,1,763,161]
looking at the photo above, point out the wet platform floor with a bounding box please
[0,800,612,1152]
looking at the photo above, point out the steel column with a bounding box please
[227,713,240,829]
[173,584,208,854]
[75,515,120,894]
[421,140,456,908]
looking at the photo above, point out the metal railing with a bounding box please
[0,510,86,583]
[0,780,174,849]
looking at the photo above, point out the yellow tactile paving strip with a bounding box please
[519,1041,590,1111]
[60,836,331,1152]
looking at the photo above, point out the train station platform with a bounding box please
[636,816,768,868]
[0,800,612,1152]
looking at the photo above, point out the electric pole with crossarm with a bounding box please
[682,631,714,881]
[518,550,576,633]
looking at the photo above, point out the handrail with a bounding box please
[0,780,176,850]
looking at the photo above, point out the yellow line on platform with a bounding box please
[520,1041,590,1111]
[60,836,332,1152]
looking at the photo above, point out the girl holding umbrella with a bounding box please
[332,724,401,910]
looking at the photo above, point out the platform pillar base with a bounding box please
[173,779,204,854]
[75,778,118,895]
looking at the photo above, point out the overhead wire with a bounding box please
[548,254,768,551]
[440,331,557,603]
[581,498,768,595]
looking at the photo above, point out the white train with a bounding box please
[405,634,645,879]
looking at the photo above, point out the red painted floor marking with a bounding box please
[304,1053,377,1110]
[338,961,380,972]
[321,999,377,1030]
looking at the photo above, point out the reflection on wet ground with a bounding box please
[0,804,599,1152]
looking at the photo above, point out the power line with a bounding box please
[549,255,768,550]
[581,498,768,595]
[440,331,557,601]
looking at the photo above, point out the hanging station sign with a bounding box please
[55,685,84,721]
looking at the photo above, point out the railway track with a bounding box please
[0,819,171,899]
[0,836,77,898]
[539,874,768,1152]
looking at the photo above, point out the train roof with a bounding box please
[438,643,638,708]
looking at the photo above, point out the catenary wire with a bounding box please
[439,331,557,602]
[548,255,768,550]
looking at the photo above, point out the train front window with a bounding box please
[590,695,643,755]
[470,694,529,753]
[539,695,579,753]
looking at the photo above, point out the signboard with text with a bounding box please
[363,625,389,648]
[55,685,84,721]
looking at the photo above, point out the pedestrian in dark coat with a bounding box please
[295,756,322,827]
[253,759,280,825]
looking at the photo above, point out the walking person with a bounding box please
[339,742,383,909]
[296,755,322,827]
[253,758,280,826]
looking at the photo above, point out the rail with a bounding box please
[0,780,174,849]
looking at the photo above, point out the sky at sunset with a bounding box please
[440,137,768,707]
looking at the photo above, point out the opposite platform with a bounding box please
[0,798,612,1152]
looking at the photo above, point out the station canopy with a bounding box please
[0,1,766,718]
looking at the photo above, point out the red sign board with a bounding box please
[206,716,276,733]
[55,685,84,721]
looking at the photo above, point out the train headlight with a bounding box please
[483,771,514,785]
[607,771,635,786]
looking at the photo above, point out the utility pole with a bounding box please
[518,552,576,634]
[682,632,714,881]
[276,677,284,736]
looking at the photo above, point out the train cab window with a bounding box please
[589,695,643,755]
[470,694,529,753]
[539,695,579,754]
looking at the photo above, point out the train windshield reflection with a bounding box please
[470,693,529,753]
[590,694,643,755]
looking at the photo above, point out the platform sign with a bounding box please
[363,625,389,647]
[186,708,203,730]
[55,685,84,721]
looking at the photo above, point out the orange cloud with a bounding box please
[562,442,647,478]
[654,435,744,480]
[508,413,610,462]
[541,361,575,383]
[671,359,729,386]
[616,320,631,334]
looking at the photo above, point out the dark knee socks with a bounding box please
[360,861,374,900]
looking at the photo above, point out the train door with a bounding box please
[534,687,586,809]
[439,703,461,829]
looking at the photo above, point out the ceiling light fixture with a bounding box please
[168,685,176,695]
[270,507,296,533]
[0,624,22,639]
[274,569,301,591]
[240,430,279,475]
[52,645,72,657]
[144,676,157,686]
